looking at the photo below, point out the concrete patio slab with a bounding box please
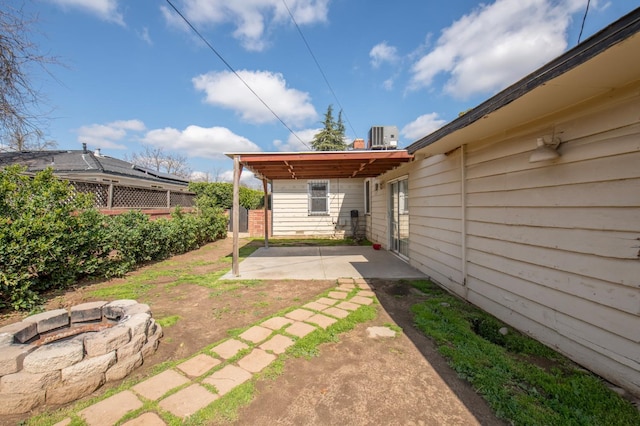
[220,246,426,280]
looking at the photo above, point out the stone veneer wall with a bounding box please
[0,300,163,415]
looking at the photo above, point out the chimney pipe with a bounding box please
[82,143,87,153]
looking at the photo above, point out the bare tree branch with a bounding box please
[0,2,59,150]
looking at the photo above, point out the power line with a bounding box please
[281,0,359,141]
[164,0,311,150]
[577,0,591,44]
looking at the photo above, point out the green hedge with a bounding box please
[0,166,228,311]
[188,182,264,210]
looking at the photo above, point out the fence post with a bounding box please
[108,184,114,209]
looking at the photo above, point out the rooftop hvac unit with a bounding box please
[367,126,398,149]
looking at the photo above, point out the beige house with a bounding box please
[370,9,640,396]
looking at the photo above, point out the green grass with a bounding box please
[408,280,640,426]
[156,315,181,328]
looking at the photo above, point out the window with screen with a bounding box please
[308,180,329,215]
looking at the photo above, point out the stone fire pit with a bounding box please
[0,300,162,415]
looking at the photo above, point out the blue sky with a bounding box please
[13,0,640,184]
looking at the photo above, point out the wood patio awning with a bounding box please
[225,150,413,180]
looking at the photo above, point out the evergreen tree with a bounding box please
[311,105,347,151]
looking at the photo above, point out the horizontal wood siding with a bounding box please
[409,152,465,296]
[460,92,640,394]
[272,178,365,236]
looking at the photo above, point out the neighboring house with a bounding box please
[369,10,640,396]
[0,147,194,211]
[0,147,190,191]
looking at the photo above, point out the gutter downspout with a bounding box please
[460,144,469,299]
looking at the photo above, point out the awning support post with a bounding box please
[232,155,243,277]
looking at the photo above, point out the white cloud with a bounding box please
[162,0,329,51]
[219,169,261,187]
[193,70,317,126]
[369,42,399,68]
[46,0,124,25]
[142,125,261,159]
[401,113,447,141]
[138,27,152,45]
[409,0,585,98]
[76,119,145,150]
[272,127,320,151]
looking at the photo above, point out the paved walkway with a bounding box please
[52,279,377,426]
[221,246,427,280]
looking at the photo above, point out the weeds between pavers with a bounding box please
[408,279,640,426]
[26,292,377,426]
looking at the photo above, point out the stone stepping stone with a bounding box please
[53,419,71,426]
[284,309,314,321]
[121,412,166,425]
[285,322,316,338]
[337,284,355,291]
[357,290,376,298]
[259,334,294,354]
[132,369,190,401]
[260,316,292,330]
[350,296,374,306]
[203,364,252,396]
[354,278,372,289]
[302,301,328,311]
[237,349,276,373]
[177,354,220,378]
[322,307,349,319]
[306,314,337,329]
[239,326,272,344]
[336,301,359,311]
[366,326,397,338]
[158,384,218,419]
[337,278,354,285]
[315,297,338,306]
[327,291,348,300]
[211,339,248,360]
[79,390,142,426]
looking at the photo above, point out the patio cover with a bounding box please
[225,150,413,276]
[225,150,413,180]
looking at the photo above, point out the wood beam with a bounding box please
[232,155,243,277]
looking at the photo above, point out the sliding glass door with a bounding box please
[389,179,409,258]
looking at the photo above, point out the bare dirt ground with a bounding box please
[0,238,502,425]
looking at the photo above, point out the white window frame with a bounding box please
[364,179,371,215]
[308,180,330,215]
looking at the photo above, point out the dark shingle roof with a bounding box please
[0,150,189,185]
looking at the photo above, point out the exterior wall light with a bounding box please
[529,137,561,163]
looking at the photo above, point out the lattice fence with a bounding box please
[68,179,196,209]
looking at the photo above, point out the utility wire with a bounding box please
[577,0,591,44]
[164,0,311,150]
[281,0,359,141]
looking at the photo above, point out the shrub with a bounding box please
[0,166,106,309]
[0,167,229,310]
[188,181,263,210]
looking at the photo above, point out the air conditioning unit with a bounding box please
[367,126,399,149]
